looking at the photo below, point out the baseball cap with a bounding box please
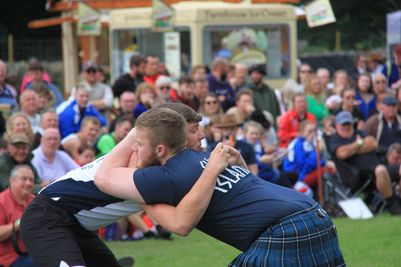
[82,61,98,72]
[336,111,353,125]
[382,96,398,106]
[8,133,30,145]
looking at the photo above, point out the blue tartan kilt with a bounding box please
[229,203,346,267]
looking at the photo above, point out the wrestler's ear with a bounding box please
[155,144,167,158]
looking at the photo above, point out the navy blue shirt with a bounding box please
[379,119,401,150]
[134,149,315,251]
[206,74,236,111]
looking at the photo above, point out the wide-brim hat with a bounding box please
[213,114,241,128]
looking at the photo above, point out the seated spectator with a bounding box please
[190,64,207,81]
[153,75,173,107]
[32,128,79,187]
[242,120,291,187]
[326,70,350,112]
[76,144,96,166]
[0,59,17,112]
[305,74,330,125]
[31,109,59,150]
[364,95,401,154]
[355,73,376,120]
[61,116,101,160]
[316,67,333,91]
[278,93,316,148]
[282,63,312,109]
[170,76,197,111]
[24,60,64,107]
[332,88,365,130]
[19,90,41,134]
[133,83,157,118]
[57,83,106,139]
[112,55,145,98]
[198,92,224,128]
[0,134,40,191]
[226,89,255,125]
[283,120,326,191]
[387,143,401,165]
[207,57,236,111]
[325,111,401,215]
[207,114,258,174]
[96,116,133,157]
[373,73,391,100]
[0,165,36,267]
[108,91,136,133]
[32,82,55,113]
[5,113,34,145]
[192,78,209,111]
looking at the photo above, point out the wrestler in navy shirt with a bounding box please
[134,148,315,251]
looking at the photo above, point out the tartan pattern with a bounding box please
[229,204,346,267]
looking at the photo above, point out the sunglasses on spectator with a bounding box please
[160,86,171,90]
[206,100,218,105]
[86,68,97,74]
[375,80,387,84]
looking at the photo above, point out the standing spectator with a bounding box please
[133,83,157,118]
[226,89,255,125]
[61,116,101,160]
[0,59,17,111]
[153,75,173,106]
[326,70,350,112]
[5,113,34,145]
[32,82,55,113]
[282,63,312,108]
[108,91,136,133]
[350,53,369,83]
[355,73,376,120]
[32,128,78,187]
[325,111,401,215]
[207,57,236,111]
[31,109,59,150]
[278,93,316,148]
[57,83,106,138]
[24,60,64,107]
[192,78,209,111]
[247,65,281,121]
[364,96,401,152]
[368,52,384,76]
[20,58,51,94]
[143,54,160,85]
[198,92,224,129]
[382,44,401,90]
[190,64,207,81]
[170,76,197,110]
[112,55,145,98]
[0,134,40,191]
[70,61,114,116]
[230,63,248,92]
[305,74,330,125]
[317,67,333,91]
[96,116,133,157]
[0,165,36,267]
[19,90,41,134]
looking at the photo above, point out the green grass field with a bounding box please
[108,213,401,267]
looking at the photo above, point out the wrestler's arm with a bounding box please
[142,143,237,236]
[94,128,145,203]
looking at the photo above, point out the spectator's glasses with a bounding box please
[205,100,218,105]
[375,80,387,84]
[160,85,171,90]
[86,68,97,74]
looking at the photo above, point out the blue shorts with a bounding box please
[229,203,346,267]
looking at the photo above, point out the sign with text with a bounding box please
[152,0,174,32]
[305,0,336,28]
[77,2,101,36]
[164,32,181,80]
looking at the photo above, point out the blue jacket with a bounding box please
[283,136,325,181]
[57,99,106,138]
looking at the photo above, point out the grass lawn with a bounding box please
[108,213,401,267]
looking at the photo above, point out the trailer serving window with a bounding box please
[202,24,291,78]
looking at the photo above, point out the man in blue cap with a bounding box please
[326,111,401,215]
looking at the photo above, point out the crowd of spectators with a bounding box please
[2,45,401,266]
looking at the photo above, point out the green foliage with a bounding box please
[108,213,401,267]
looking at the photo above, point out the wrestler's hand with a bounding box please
[224,146,247,169]
[207,142,232,173]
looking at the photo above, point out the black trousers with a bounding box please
[20,195,121,267]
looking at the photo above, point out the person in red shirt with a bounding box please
[278,93,316,148]
[143,54,160,85]
[0,165,36,267]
